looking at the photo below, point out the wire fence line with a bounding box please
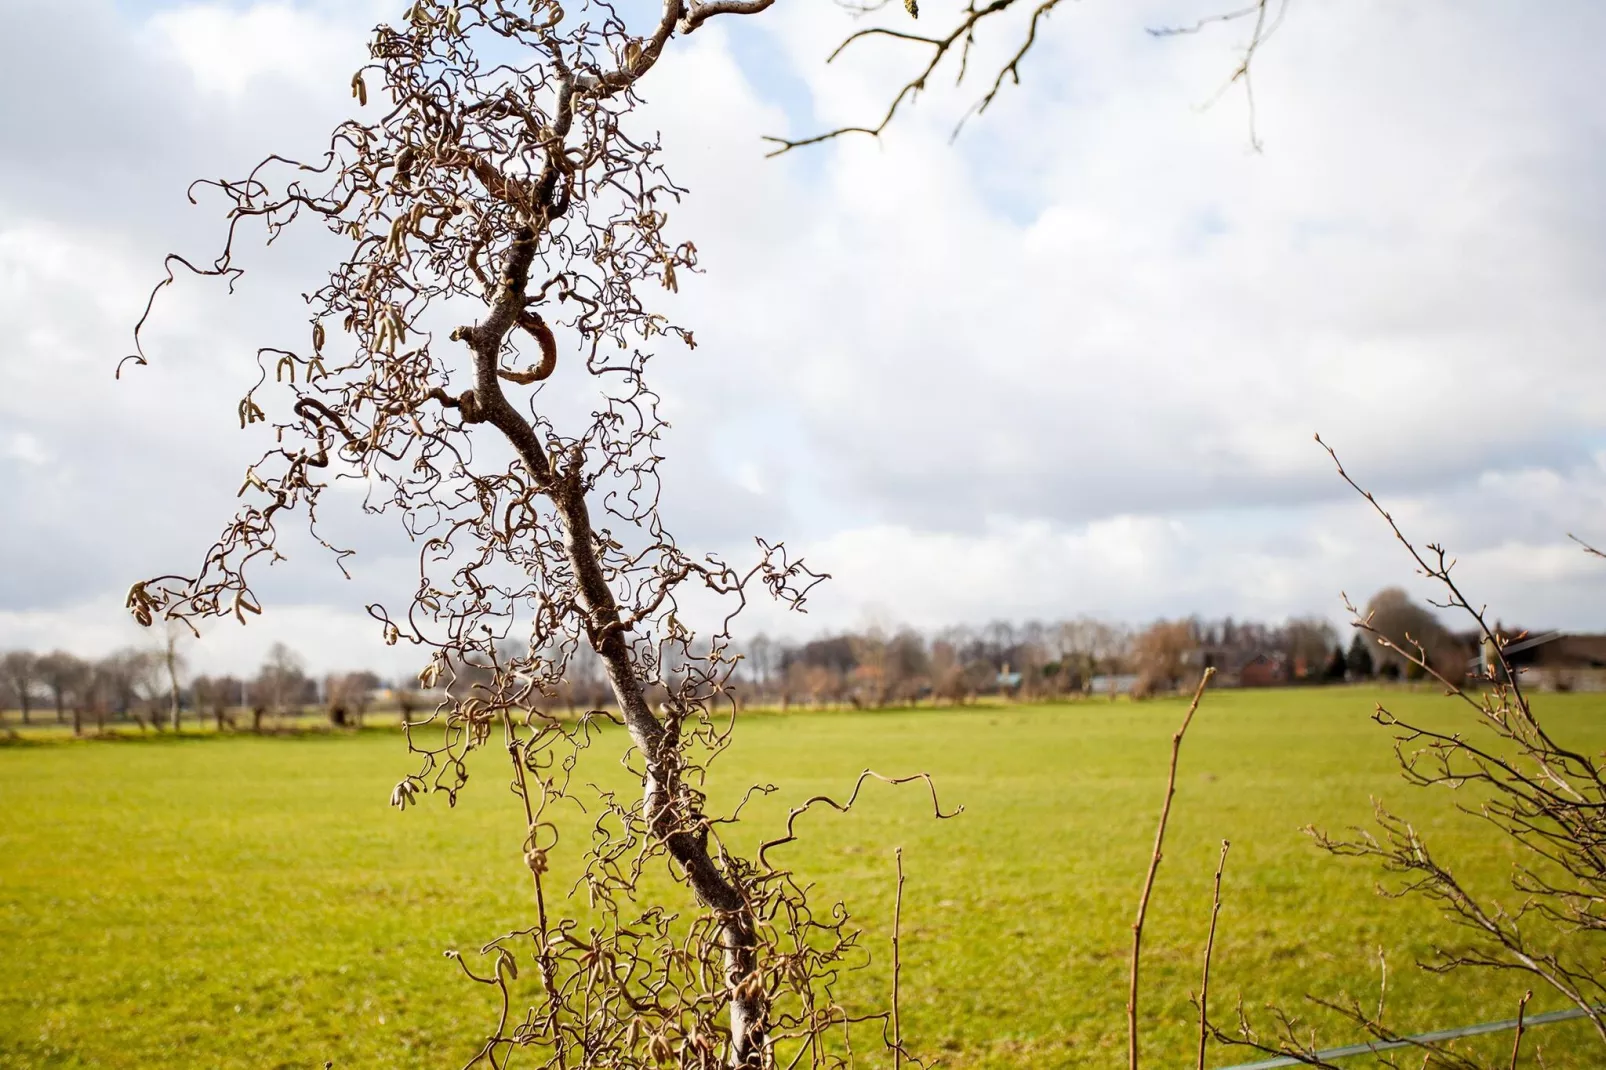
[1218,1005,1597,1068]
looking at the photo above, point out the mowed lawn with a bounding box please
[3,688,1604,1069]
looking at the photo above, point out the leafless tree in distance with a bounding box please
[92,648,161,730]
[1132,620,1195,696]
[1362,586,1465,682]
[35,651,89,729]
[192,674,240,731]
[0,650,39,727]
[327,670,382,727]
[251,642,308,732]
[160,622,189,731]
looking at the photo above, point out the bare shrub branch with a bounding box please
[1568,533,1605,561]
[891,847,905,1070]
[1195,839,1230,1070]
[764,0,1286,155]
[1203,443,1606,1066]
[1129,666,1215,1070]
[1510,990,1533,1070]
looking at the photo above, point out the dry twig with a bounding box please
[1196,839,1230,1070]
[891,847,905,1070]
[765,0,1286,154]
[1510,990,1533,1070]
[1129,666,1214,1070]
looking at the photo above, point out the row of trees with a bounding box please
[732,587,1479,708]
[0,642,384,734]
[0,586,1480,728]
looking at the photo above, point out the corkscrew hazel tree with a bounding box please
[122,2,960,1066]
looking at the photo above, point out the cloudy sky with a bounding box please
[2,0,1604,677]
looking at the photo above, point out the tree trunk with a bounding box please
[552,478,766,1065]
[463,234,768,1063]
[166,633,182,732]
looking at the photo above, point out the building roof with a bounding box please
[1475,632,1606,671]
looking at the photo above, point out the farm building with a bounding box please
[1237,653,1289,688]
[1482,632,1606,692]
[1088,673,1140,696]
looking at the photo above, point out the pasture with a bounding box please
[2,688,1602,1068]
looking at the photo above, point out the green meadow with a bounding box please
[2,688,1602,1069]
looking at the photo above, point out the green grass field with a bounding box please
[3,688,1602,1069]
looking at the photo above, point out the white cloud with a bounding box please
[735,465,1606,641]
[145,2,370,97]
[1,431,48,466]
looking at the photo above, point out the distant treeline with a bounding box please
[0,641,392,734]
[0,586,1485,730]
[728,586,1479,708]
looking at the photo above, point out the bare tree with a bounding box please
[744,633,775,697]
[93,649,161,730]
[35,651,88,731]
[848,628,891,707]
[928,637,968,704]
[326,670,381,728]
[1052,617,1133,692]
[558,642,607,714]
[1282,616,1337,681]
[884,629,932,705]
[160,623,189,731]
[81,660,111,735]
[123,3,958,1065]
[251,643,307,732]
[1363,587,1467,683]
[0,650,39,727]
[1132,619,1195,695]
[192,674,241,731]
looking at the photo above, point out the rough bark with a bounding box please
[461,231,767,1065]
[164,633,181,732]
